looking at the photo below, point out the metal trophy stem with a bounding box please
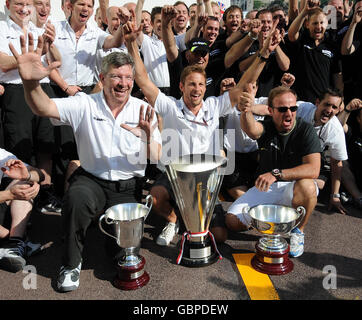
[165,154,227,267]
[99,195,153,290]
[248,204,306,275]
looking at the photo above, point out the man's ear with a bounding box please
[179,81,184,94]
[315,98,320,107]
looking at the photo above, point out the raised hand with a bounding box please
[120,105,157,143]
[161,5,178,26]
[281,73,296,88]
[237,83,256,113]
[345,98,362,112]
[9,33,61,82]
[220,78,236,95]
[118,6,132,25]
[123,19,144,43]
[249,18,262,38]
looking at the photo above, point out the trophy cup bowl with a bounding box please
[99,195,153,290]
[248,204,305,275]
[165,154,227,267]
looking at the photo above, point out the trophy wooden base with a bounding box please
[179,237,219,268]
[251,243,293,275]
[113,255,150,290]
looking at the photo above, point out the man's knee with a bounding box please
[225,213,249,232]
[150,185,170,211]
[293,179,317,200]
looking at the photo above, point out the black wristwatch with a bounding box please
[257,52,269,62]
[271,169,283,181]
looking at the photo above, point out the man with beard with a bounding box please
[226,85,322,258]
[287,1,342,102]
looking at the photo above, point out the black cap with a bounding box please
[186,38,210,55]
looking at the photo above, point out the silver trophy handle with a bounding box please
[99,213,118,241]
[144,195,153,220]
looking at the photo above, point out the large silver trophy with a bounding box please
[99,195,153,290]
[248,204,305,275]
[165,154,227,267]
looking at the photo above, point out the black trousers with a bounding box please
[61,167,142,268]
[1,83,56,164]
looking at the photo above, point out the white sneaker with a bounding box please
[289,228,305,258]
[57,261,82,292]
[156,221,179,246]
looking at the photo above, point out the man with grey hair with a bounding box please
[9,37,162,292]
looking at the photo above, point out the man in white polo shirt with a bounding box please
[296,89,352,214]
[124,19,278,246]
[10,37,162,292]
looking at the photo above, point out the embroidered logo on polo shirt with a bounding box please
[321,49,333,58]
[93,116,107,121]
[270,142,280,150]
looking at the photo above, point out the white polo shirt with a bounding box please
[52,92,162,180]
[297,101,348,161]
[52,20,109,86]
[0,18,46,84]
[140,34,170,88]
[154,91,232,168]
[224,97,266,153]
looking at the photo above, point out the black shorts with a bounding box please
[222,150,258,190]
[0,203,10,229]
[152,172,226,229]
[1,83,56,162]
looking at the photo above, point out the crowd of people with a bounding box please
[0,0,361,293]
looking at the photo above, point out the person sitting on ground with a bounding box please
[0,150,44,273]
[226,85,322,258]
[124,17,284,247]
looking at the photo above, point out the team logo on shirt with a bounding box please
[321,50,333,58]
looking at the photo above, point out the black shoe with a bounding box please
[0,237,27,273]
[37,184,62,214]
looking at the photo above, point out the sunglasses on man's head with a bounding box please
[272,106,298,113]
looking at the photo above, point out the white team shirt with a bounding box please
[297,101,348,161]
[154,90,233,168]
[52,20,109,86]
[224,97,266,153]
[52,92,162,180]
[140,34,170,88]
[0,18,47,84]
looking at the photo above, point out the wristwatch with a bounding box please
[257,52,269,62]
[271,169,283,181]
[331,193,341,199]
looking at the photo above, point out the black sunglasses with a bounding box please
[272,106,298,113]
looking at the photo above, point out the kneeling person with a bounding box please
[226,86,322,257]
[11,36,162,292]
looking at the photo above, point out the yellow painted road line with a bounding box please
[233,253,280,300]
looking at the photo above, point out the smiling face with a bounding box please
[101,64,134,108]
[307,12,328,41]
[225,9,242,34]
[69,0,94,27]
[202,19,219,45]
[7,0,34,27]
[33,0,50,27]
[180,72,206,110]
[174,3,189,31]
[258,12,273,39]
[314,94,342,126]
[106,6,121,35]
[185,50,209,70]
[269,92,298,133]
